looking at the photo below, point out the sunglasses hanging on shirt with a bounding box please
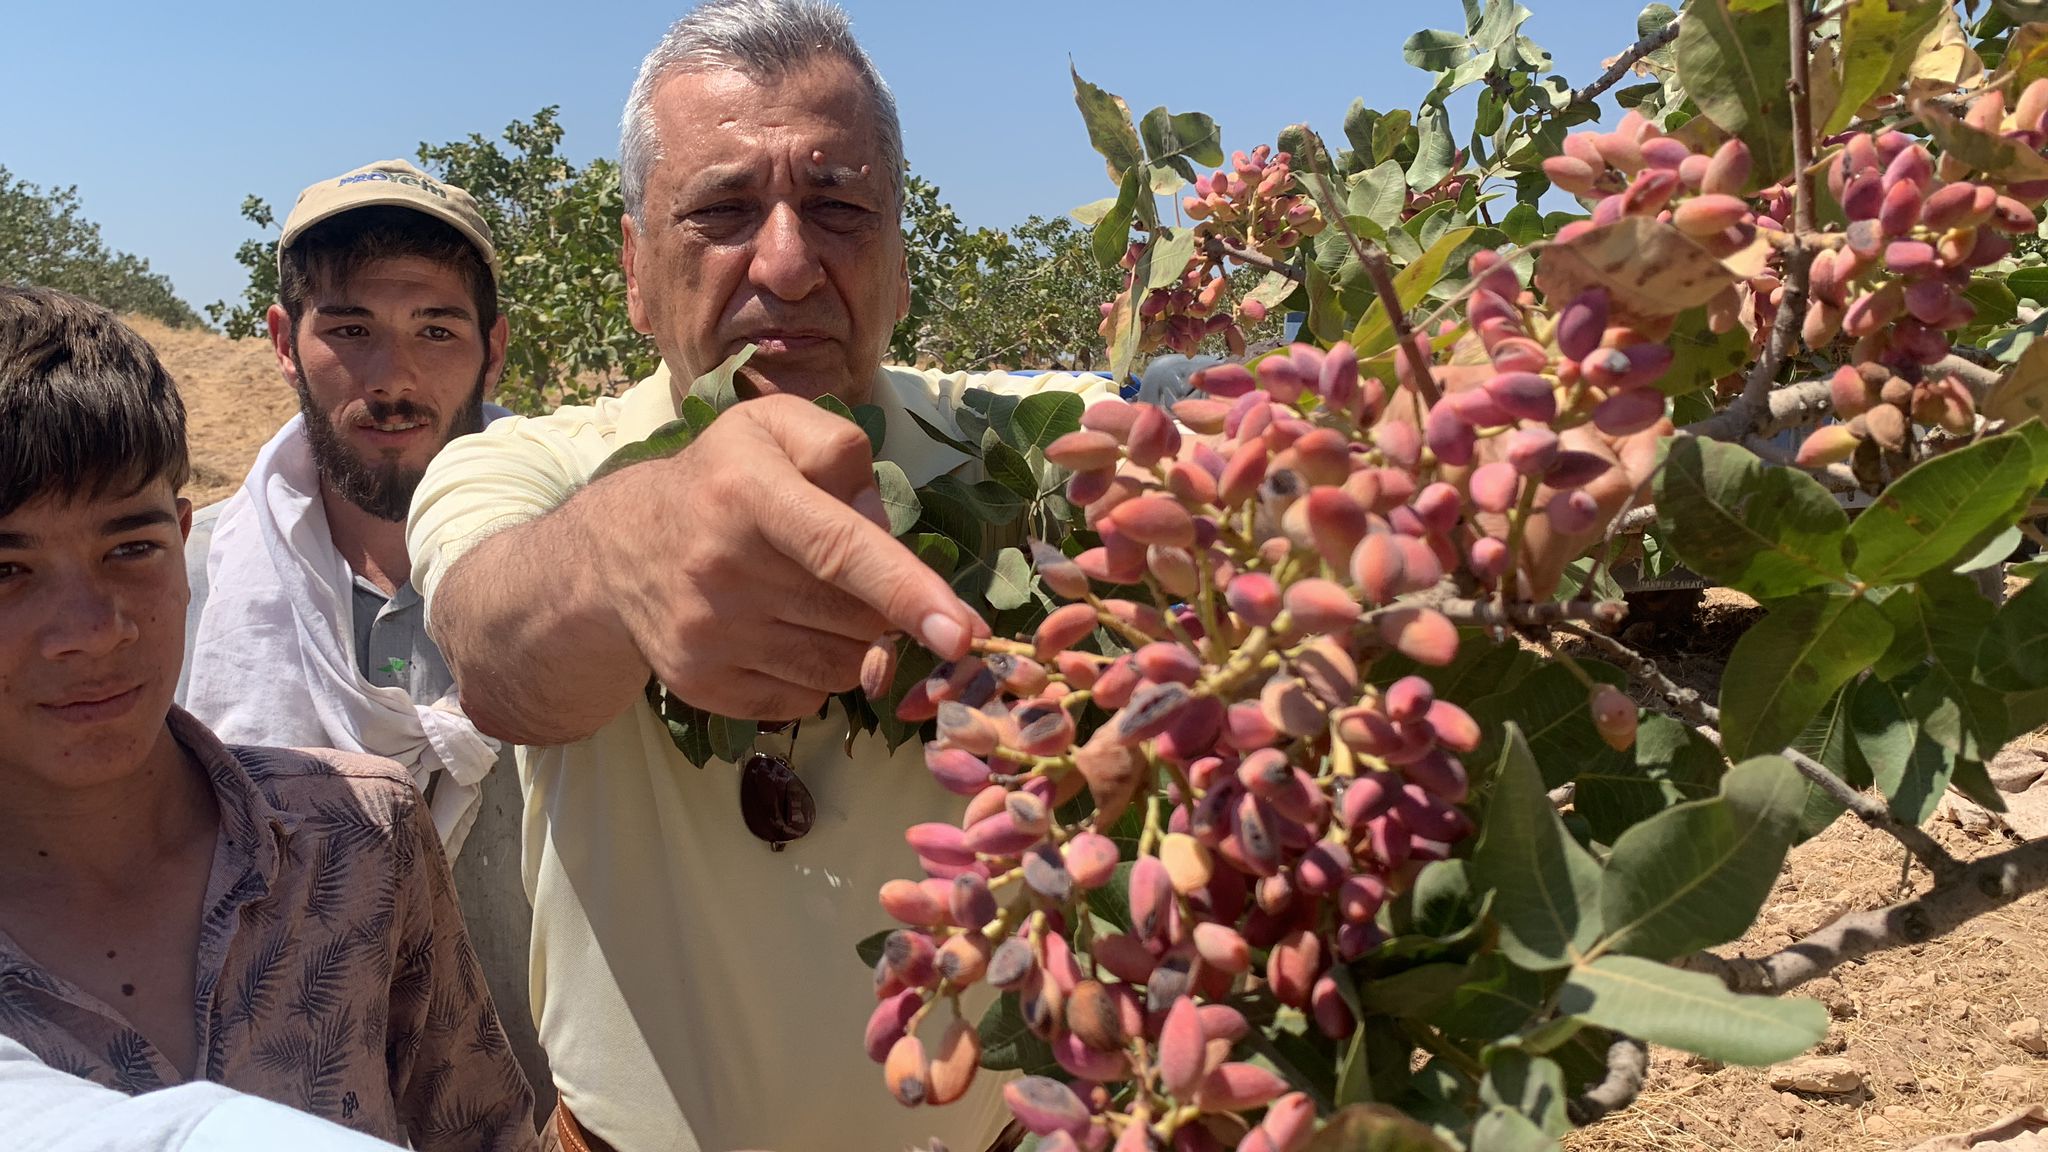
[740,718,814,850]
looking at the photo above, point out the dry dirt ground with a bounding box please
[1560,592,2048,1151]
[129,315,300,507]
[136,320,2048,1151]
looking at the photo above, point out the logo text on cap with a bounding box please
[335,172,450,199]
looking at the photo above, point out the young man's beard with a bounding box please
[293,358,489,522]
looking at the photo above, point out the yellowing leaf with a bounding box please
[1348,225,1481,354]
[1535,218,1746,320]
[1983,338,2048,425]
[1906,1,1985,97]
[1915,98,2048,184]
[1991,22,2048,91]
[1719,229,1773,281]
[1830,0,1947,133]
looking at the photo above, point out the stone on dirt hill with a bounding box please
[1989,745,2048,794]
[2004,781,2048,841]
[1984,1065,2038,1097]
[2008,1017,2048,1056]
[1769,1055,1866,1094]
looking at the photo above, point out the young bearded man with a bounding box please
[0,285,536,1150]
[176,161,550,1113]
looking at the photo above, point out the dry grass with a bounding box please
[128,315,299,507]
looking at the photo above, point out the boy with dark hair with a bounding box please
[0,285,536,1151]
[176,160,550,1113]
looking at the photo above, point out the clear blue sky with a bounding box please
[2,0,1645,313]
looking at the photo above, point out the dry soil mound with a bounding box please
[127,315,298,507]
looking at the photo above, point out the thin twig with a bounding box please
[1201,235,1304,282]
[1684,724,1963,884]
[1360,259,1444,410]
[1368,592,1629,631]
[1683,837,2048,994]
[1779,746,1963,883]
[1299,157,1443,409]
[1569,19,1684,109]
[1562,614,1966,882]
[1788,1,1818,238]
[1554,621,1716,728]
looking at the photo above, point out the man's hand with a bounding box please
[432,394,984,745]
[595,395,983,720]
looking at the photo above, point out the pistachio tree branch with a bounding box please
[1683,837,2048,994]
[1776,745,1964,884]
[1558,617,1966,882]
[1202,235,1305,282]
[1721,256,1816,443]
[1614,505,1661,533]
[1567,1037,1651,1126]
[1678,353,2001,441]
[1569,18,1684,109]
[1300,161,1443,409]
[1556,610,1974,877]
[1690,2,1819,441]
[1369,276,1445,411]
[1787,1,1819,237]
[1374,586,1630,631]
[1552,620,1716,727]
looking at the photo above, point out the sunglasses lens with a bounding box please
[740,753,815,847]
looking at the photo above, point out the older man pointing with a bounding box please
[405,2,1109,1149]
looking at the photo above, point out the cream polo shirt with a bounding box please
[407,364,1114,1152]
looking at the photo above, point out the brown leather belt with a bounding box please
[547,1102,1024,1152]
[547,1102,619,1152]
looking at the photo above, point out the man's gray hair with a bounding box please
[619,0,905,220]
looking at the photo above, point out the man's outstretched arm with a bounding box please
[412,394,982,747]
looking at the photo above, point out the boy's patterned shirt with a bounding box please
[0,708,537,1151]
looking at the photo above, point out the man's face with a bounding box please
[0,481,191,791]
[622,59,910,407]
[266,254,507,521]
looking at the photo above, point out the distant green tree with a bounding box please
[0,165,202,328]
[893,175,1123,371]
[204,196,277,337]
[416,108,653,412]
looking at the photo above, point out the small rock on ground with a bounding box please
[1770,1055,1867,1095]
[1989,746,2048,794]
[2008,1017,2048,1056]
[1984,1065,2038,1097]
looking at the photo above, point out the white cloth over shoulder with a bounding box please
[184,416,499,857]
[0,1035,397,1151]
